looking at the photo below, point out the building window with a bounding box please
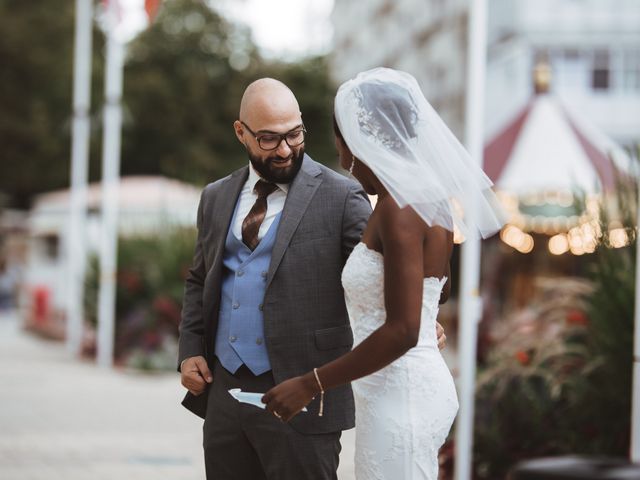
[591,50,610,90]
[623,50,640,92]
[592,69,609,90]
[563,48,580,60]
[36,234,59,261]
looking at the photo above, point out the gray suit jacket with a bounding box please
[178,155,372,434]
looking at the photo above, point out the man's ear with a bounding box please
[233,120,245,145]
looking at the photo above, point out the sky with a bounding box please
[217,0,335,59]
[118,0,335,59]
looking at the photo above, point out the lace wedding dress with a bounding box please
[342,242,459,480]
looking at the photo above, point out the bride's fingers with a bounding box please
[266,404,281,420]
[280,406,299,422]
[264,397,284,418]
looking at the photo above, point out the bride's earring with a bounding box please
[349,156,356,176]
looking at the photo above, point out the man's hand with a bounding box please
[180,356,212,396]
[436,322,446,351]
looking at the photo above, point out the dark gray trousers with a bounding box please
[203,359,341,480]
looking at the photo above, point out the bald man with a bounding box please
[178,78,372,479]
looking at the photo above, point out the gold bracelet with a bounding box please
[313,368,325,417]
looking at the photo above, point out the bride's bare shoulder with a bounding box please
[376,196,424,245]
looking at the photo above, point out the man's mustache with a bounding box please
[267,155,293,162]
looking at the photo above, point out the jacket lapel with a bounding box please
[266,155,322,290]
[207,166,248,274]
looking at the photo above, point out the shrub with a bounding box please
[85,227,196,370]
[473,160,637,478]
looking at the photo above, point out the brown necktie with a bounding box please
[242,180,279,251]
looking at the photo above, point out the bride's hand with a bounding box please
[436,322,446,350]
[262,373,319,422]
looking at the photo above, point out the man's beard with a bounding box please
[248,147,305,184]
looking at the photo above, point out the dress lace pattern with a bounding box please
[342,242,459,480]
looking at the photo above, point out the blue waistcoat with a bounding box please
[214,206,282,375]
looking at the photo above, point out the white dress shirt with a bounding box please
[231,163,289,241]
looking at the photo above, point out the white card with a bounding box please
[228,388,307,412]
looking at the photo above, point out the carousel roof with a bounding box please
[484,94,624,196]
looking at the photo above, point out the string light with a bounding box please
[500,225,535,253]
[609,228,629,248]
[548,234,569,255]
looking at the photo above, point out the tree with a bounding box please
[123,0,339,186]
[0,0,104,208]
[122,0,261,185]
[0,0,338,207]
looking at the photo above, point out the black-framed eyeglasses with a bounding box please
[240,121,306,151]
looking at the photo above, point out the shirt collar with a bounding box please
[248,163,289,194]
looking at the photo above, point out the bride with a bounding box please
[262,67,504,479]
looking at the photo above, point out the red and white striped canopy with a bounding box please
[484,95,622,196]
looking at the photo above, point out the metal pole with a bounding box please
[66,0,94,357]
[96,1,125,368]
[455,0,488,478]
[631,169,640,461]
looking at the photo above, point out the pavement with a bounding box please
[0,310,356,480]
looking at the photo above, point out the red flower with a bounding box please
[566,309,588,326]
[515,350,530,366]
[153,295,181,324]
[142,331,162,350]
[118,270,142,293]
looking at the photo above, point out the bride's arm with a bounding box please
[262,200,445,421]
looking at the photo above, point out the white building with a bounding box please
[486,0,640,145]
[331,0,469,135]
[330,0,640,146]
[24,176,201,322]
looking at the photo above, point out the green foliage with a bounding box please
[85,227,196,369]
[122,0,338,185]
[1,0,338,207]
[0,0,104,207]
[576,168,637,455]
[122,0,261,184]
[473,279,596,478]
[472,162,638,478]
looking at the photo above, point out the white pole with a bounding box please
[66,0,94,357]
[631,171,640,462]
[96,1,125,368]
[455,0,488,479]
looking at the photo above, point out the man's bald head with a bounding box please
[239,78,301,128]
[234,78,306,184]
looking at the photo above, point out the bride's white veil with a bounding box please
[334,67,505,239]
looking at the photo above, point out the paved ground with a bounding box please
[0,310,356,479]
